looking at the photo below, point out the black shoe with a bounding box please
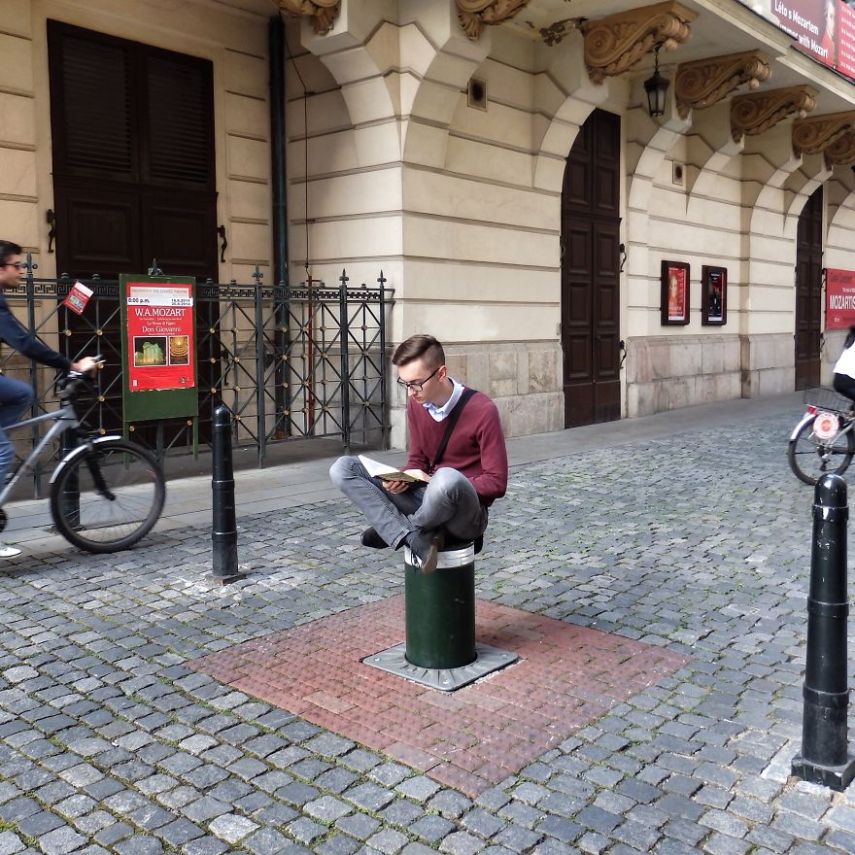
[361,527,389,549]
[408,529,445,574]
[474,534,483,555]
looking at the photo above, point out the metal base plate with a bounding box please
[363,643,518,691]
[792,754,855,791]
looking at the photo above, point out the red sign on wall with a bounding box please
[125,282,195,392]
[825,268,855,330]
[737,1,855,81]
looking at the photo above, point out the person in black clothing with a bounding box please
[0,240,98,557]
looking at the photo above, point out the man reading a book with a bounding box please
[329,334,507,573]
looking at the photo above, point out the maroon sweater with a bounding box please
[405,389,508,506]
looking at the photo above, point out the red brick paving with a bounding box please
[191,597,688,797]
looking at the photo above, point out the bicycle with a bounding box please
[788,387,855,485]
[0,361,166,552]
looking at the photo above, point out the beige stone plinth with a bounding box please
[626,335,743,417]
[740,333,795,397]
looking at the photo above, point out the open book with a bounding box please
[358,454,426,483]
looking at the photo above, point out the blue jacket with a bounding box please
[0,293,71,372]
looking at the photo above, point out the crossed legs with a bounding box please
[329,456,487,550]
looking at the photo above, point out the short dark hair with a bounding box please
[0,241,22,268]
[392,334,445,368]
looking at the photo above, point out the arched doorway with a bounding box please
[795,186,824,390]
[560,109,622,428]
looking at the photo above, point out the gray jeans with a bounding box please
[329,455,488,549]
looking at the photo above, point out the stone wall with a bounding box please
[739,333,795,397]
[625,335,742,417]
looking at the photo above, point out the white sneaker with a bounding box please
[0,543,22,559]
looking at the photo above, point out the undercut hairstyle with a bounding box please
[0,241,22,268]
[392,334,445,369]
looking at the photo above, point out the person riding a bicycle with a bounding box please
[0,240,98,557]
[833,326,855,408]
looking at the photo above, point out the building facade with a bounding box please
[4,0,855,448]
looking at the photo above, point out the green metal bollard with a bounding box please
[404,542,476,670]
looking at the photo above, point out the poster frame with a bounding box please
[701,265,728,326]
[119,274,199,427]
[661,260,691,326]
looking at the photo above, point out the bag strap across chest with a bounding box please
[429,387,476,472]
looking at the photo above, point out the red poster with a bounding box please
[126,282,195,392]
[739,1,855,79]
[838,2,855,77]
[667,266,687,321]
[825,268,855,329]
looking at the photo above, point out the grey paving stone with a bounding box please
[335,812,382,841]
[315,833,361,855]
[113,836,164,855]
[287,817,327,846]
[436,830,486,855]
[243,827,292,854]
[207,813,258,844]
[0,832,24,855]
[156,818,204,847]
[394,776,441,803]
[492,824,542,851]
[346,783,395,813]
[179,836,229,855]
[38,826,87,855]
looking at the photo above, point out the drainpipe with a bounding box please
[269,15,290,437]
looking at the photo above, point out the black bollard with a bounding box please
[791,473,855,790]
[211,404,242,584]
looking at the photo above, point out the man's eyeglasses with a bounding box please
[396,365,440,391]
[3,262,23,270]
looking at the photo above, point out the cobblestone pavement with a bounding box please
[2,407,855,854]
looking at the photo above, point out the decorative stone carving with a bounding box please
[456,0,532,40]
[730,85,817,142]
[824,130,855,166]
[533,17,579,47]
[674,51,771,119]
[792,112,855,156]
[275,0,341,35]
[581,1,697,84]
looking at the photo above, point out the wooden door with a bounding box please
[795,187,823,390]
[48,22,217,279]
[48,22,218,439]
[561,109,621,428]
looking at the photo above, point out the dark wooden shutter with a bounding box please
[144,53,214,188]
[49,26,136,181]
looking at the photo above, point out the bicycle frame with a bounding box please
[0,403,81,507]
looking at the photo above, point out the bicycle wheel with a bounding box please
[788,420,855,485]
[50,438,165,553]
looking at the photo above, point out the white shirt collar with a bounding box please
[423,377,464,422]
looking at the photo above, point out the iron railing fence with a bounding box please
[3,260,392,497]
